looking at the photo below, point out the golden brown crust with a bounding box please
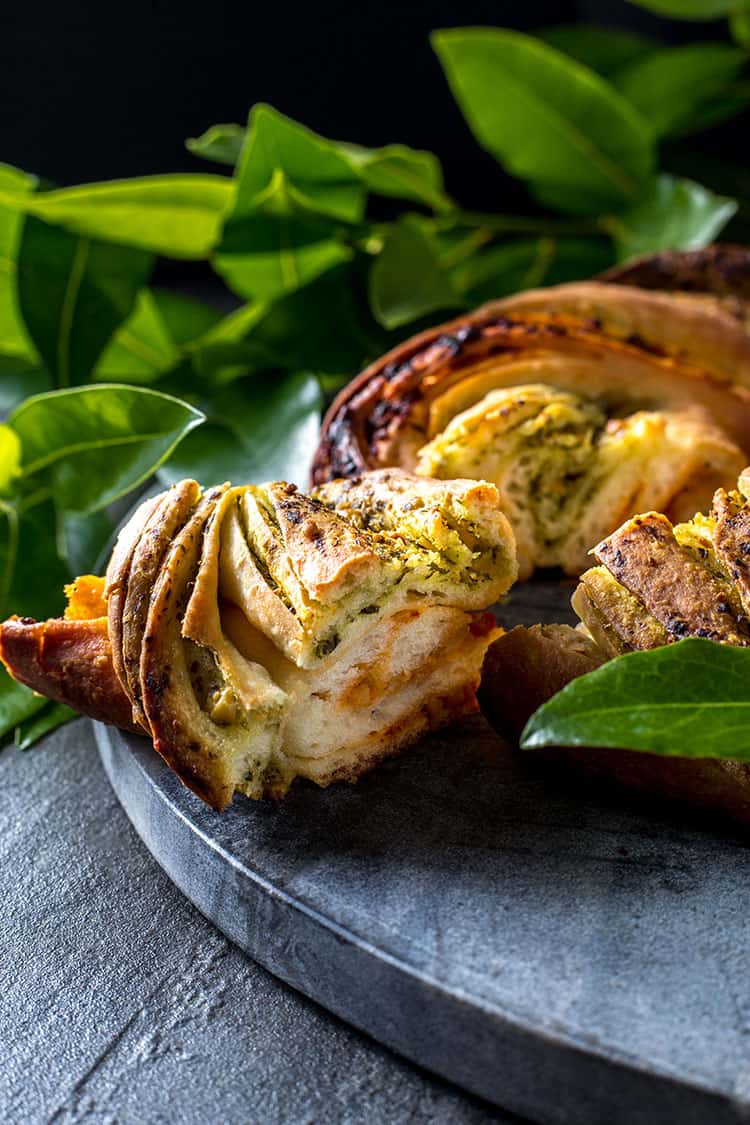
[594,512,750,645]
[107,480,201,727]
[139,486,236,810]
[480,623,750,826]
[219,500,308,666]
[260,481,379,601]
[105,491,162,702]
[711,488,750,616]
[0,615,140,734]
[572,568,669,656]
[312,263,750,581]
[492,281,750,385]
[220,486,382,668]
[316,465,501,507]
[314,466,507,531]
[524,469,750,825]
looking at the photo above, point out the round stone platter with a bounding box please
[96,575,750,1125]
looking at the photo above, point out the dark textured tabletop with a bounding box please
[2,719,516,1125]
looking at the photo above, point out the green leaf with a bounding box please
[0,360,52,414]
[210,264,384,379]
[231,104,365,223]
[177,263,389,389]
[451,236,613,304]
[432,28,654,215]
[0,498,70,621]
[730,8,750,45]
[613,44,748,140]
[98,287,224,384]
[369,216,463,329]
[451,239,550,301]
[158,371,322,489]
[540,233,616,283]
[213,105,452,299]
[338,142,452,211]
[213,105,396,301]
[15,701,75,750]
[190,338,281,383]
[607,174,737,261]
[0,175,234,259]
[151,289,223,346]
[0,500,19,620]
[0,164,38,363]
[9,384,205,514]
[0,161,37,199]
[625,0,742,19]
[215,169,351,300]
[195,301,266,347]
[0,425,20,494]
[662,147,750,242]
[539,25,656,76]
[679,81,750,138]
[17,216,152,385]
[186,123,246,168]
[192,109,450,211]
[95,289,181,383]
[522,638,750,760]
[0,667,47,745]
[61,508,114,576]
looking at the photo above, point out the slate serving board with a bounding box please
[97,578,750,1125]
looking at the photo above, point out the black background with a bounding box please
[0,1,734,209]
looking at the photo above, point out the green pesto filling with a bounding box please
[236,496,298,617]
[418,386,607,551]
[236,482,506,661]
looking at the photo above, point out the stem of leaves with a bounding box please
[442,212,605,237]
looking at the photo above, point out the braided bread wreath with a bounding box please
[312,246,750,580]
[5,247,750,821]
